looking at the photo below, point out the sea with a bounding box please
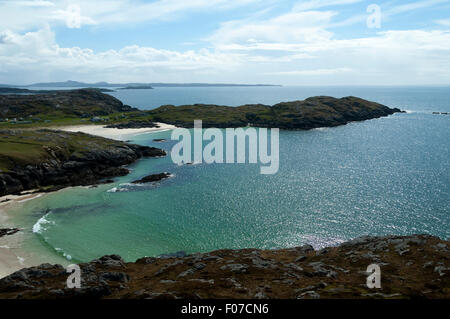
[6,86,450,264]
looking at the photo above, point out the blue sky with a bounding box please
[0,0,449,85]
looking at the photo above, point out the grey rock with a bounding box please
[188,279,214,284]
[193,262,206,270]
[99,271,130,283]
[220,264,248,273]
[295,256,307,262]
[177,268,196,278]
[297,291,321,299]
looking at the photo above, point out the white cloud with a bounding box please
[0,0,265,30]
[435,19,450,26]
[0,27,245,83]
[293,0,363,12]
[264,68,353,75]
[386,0,450,15]
[0,0,54,7]
[209,10,336,47]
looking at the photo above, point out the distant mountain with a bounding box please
[0,80,281,88]
[0,87,114,94]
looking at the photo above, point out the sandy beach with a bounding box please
[58,122,177,141]
[0,123,177,278]
[0,193,46,278]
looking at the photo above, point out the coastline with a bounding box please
[0,123,177,278]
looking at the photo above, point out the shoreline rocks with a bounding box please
[0,228,20,238]
[131,172,171,184]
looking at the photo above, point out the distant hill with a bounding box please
[0,80,281,88]
[0,87,114,94]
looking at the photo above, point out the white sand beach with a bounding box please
[0,193,46,278]
[58,122,177,141]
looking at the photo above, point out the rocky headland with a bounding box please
[0,129,166,196]
[0,235,448,299]
[148,96,404,129]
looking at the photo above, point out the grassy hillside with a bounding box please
[0,89,136,126]
[0,129,134,172]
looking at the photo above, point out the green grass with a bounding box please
[0,129,131,172]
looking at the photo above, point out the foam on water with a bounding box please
[32,212,55,234]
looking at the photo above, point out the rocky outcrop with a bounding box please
[0,228,20,238]
[0,235,448,299]
[0,129,166,196]
[131,172,171,184]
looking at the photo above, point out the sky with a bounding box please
[0,0,449,85]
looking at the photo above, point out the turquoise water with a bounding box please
[10,86,450,263]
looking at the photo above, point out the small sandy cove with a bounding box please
[59,122,177,141]
[0,123,177,278]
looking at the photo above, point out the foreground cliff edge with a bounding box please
[0,235,448,299]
